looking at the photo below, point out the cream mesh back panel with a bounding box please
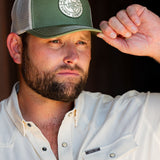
[11,0,32,35]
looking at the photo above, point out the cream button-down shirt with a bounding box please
[0,83,160,160]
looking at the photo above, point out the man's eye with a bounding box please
[49,39,64,49]
[50,39,61,44]
[77,41,87,45]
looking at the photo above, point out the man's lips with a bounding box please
[57,70,81,76]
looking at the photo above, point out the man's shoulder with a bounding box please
[80,90,147,107]
[0,97,8,114]
[77,90,148,121]
[0,97,17,146]
[81,90,160,131]
[81,90,160,111]
[80,91,113,103]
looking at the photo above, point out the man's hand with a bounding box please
[97,4,160,62]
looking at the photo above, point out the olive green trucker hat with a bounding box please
[11,0,101,38]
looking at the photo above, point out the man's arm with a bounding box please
[97,4,160,62]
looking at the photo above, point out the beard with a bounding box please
[21,49,88,102]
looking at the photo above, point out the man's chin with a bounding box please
[55,76,82,84]
[34,81,83,102]
[44,90,81,102]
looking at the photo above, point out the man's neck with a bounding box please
[17,81,74,159]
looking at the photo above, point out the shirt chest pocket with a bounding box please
[82,135,138,160]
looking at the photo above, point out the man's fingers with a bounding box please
[99,21,117,39]
[99,18,132,39]
[126,4,146,26]
[108,16,132,38]
[116,10,138,33]
[99,4,147,39]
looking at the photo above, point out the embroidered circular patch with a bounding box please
[59,0,83,18]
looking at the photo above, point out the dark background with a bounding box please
[1,0,160,101]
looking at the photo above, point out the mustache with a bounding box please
[55,64,85,74]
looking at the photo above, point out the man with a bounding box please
[1,0,160,159]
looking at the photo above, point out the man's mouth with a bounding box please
[57,70,80,76]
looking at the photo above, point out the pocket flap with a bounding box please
[83,135,138,160]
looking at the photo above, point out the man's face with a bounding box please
[21,31,91,102]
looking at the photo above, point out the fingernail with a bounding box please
[135,19,141,26]
[110,32,117,39]
[131,26,138,33]
[100,21,108,30]
[125,32,132,38]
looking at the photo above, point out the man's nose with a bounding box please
[63,46,79,65]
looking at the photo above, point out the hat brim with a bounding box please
[27,25,101,38]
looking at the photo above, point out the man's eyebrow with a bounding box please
[79,34,91,41]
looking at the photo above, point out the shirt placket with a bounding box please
[24,121,57,160]
[58,110,75,160]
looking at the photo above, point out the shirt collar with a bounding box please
[5,82,26,136]
[5,82,85,134]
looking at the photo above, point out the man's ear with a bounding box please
[7,33,23,64]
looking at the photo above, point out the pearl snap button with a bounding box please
[68,112,72,117]
[62,142,68,148]
[109,153,116,158]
